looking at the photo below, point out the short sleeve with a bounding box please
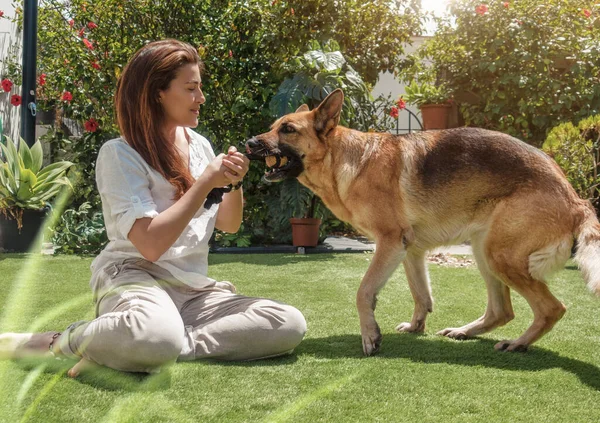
[96,141,159,239]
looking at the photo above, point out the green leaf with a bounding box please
[29,141,44,174]
[18,139,34,171]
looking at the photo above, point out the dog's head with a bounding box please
[246,89,344,182]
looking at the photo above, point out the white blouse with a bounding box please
[90,128,219,288]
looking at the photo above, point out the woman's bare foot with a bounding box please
[0,332,61,360]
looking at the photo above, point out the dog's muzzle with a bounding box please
[245,137,304,182]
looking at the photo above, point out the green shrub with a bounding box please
[2,0,421,250]
[401,0,600,145]
[50,202,108,255]
[542,115,600,213]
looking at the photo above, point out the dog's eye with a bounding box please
[280,125,296,134]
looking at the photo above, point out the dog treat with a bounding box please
[265,156,288,168]
[265,156,277,167]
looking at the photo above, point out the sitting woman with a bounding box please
[0,39,306,376]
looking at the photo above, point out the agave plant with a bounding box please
[0,136,73,230]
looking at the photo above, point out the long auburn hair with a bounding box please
[115,39,204,200]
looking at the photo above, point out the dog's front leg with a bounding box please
[357,240,406,356]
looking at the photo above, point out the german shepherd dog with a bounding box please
[246,89,600,356]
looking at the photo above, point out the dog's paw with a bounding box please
[494,340,528,352]
[361,324,382,356]
[395,322,425,333]
[437,327,469,340]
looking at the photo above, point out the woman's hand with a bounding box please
[222,146,250,186]
[203,153,234,189]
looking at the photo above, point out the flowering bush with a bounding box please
[401,0,600,145]
[1,0,422,251]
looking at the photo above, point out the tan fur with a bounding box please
[249,89,600,355]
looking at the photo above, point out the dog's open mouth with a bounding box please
[245,141,304,182]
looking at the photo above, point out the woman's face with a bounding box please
[159,63,205,130]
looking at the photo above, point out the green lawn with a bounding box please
[1,253,599,423]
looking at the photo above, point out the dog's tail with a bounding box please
[574,203,600,295]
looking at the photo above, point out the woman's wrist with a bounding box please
[230,180,242,191]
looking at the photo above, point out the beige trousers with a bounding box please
[57,258,307,373]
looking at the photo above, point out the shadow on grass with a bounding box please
[15,357,173,392]
[298,333,600,391]
[208,253,338,267]
[12,351,298,392]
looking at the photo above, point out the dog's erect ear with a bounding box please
[314,89,344,135]
[295,104,309,113]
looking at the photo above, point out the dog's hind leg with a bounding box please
[438,236,514,339]
[489,256,566,352]
[357,239,406,356]
[396,249,433,334]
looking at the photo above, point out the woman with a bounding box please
[0,39,306,376]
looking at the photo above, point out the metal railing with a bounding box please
[389,108,423,135]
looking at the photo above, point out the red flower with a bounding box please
[503,2,509,8]
[271,0,278,5]
[396,97,406,110]
[390,106,399,119]
[475,4,488,15]
[228,50,233,58]
[0,11,4,18]
[291,8,295,15]
[583,9,592,18]
[69,19,74,28]
[78,27,85,37]
[39,73,47,86]
[91,61,101,70]
[10,95,21,106]
[1,78,13,92]
[84,118,99,132]
[62,91,73,101]
[83,39,94,50]
[87,21,98,29]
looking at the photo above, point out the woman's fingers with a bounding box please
[222,158,245,176]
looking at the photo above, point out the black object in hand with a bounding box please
[204,186,232,209]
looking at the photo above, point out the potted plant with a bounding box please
[0,136,74,252]
[404,81,453,130]
[269,40,379,247]
[289,193,322,248]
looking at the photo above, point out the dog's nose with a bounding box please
[245,137,260,149]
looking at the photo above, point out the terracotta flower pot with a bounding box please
[289,218,321,247]
[420,103,452,130]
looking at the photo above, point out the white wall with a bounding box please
[0,0,22,141]
[371,36,430,133]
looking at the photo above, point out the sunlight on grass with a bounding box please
[1,253,599,422]
[263,370,364,423]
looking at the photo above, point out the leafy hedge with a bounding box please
[1,0,421,253]
[543,115,600,213]
[402,0,600,145]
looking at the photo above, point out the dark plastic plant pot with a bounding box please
[0,208,48,253]
[420,103,452,130]
[289,218,321,247]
